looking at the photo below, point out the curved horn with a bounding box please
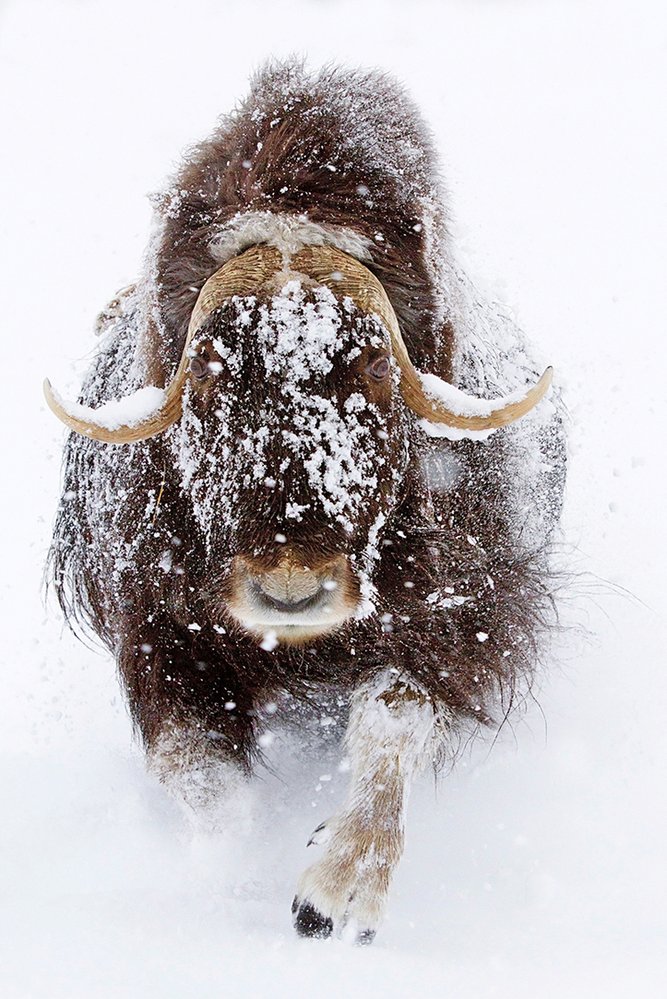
[42,245,283,443]
[293,244,553,431]
[42,380,179,445]
[396,362,553,431]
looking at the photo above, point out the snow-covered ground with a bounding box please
[1,0,665,995]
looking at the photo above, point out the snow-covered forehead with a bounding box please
[172,279,407,546]
[215,280,388,381]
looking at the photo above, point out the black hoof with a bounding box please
[356,928,376,946]
[292,898,334,939]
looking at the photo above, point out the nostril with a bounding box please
[237,556,346,618]
[252,586,325,614]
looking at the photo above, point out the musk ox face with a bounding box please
[44,243,553,650]
[168,279,411,644]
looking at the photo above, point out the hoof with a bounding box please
[356,928,376,946]
[292,897,376,944]
[292,898,334,940]
[306,820,331,847]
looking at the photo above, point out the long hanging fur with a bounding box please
[49,59,566,764]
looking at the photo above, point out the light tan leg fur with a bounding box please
[293,670,439,942]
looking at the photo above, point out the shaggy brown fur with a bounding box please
[48,59,565,941]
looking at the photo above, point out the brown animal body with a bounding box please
[48,60,565,942]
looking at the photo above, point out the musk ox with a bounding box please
[45,60,565,943]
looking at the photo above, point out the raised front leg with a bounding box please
[292,671,438,943]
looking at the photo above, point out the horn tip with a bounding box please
[43,377,58,408]
[540,366,554,392]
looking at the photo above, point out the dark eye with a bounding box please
[189,354,209,380]
[366,355,391,381]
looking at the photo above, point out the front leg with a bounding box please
[292,671,439,943]
[118,626,256,832]
[148,717,253,833]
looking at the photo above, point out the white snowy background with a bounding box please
[1,0,665,995]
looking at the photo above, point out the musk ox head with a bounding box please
[44,243,552,645]
[171,276,410,643]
